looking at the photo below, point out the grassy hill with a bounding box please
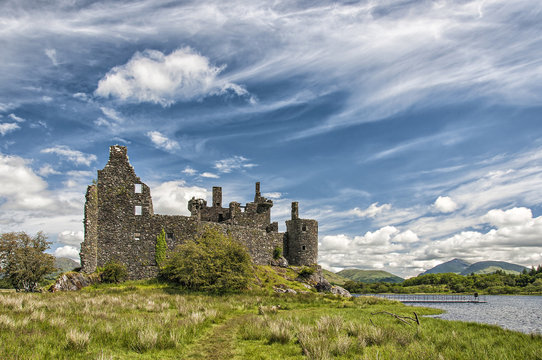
[321,269,350,285]
[55,257,80,272]
[337,269,404,283]
[421,259,528,276]
[420,258,470,275]
[460,261,528,275]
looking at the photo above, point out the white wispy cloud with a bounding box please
[41,145,96,166]
[95,48,250,106]
[8,113,25,122]
[201,172,219,179]
[146,131,180,152]
[44,48,58,66]
[349,202,391,219]
[38,164,60,176]
[182,166,197,176]
[214,155,256,173]
[0,123,20,136]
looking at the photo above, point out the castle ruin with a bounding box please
[80,145,318,279]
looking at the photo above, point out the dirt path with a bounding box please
[183,313,253,360]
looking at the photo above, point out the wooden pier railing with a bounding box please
[360,294,487,303]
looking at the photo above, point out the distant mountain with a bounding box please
[55,257,80,272]
[321,269,350,286]
[337,269,404,283]
[420,258,471,275]
[459,261,528,275]
[420,259,529,276]
[43,257,80,281]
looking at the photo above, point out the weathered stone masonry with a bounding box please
[80,145,319,279]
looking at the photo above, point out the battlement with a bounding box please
[80,146,319,279]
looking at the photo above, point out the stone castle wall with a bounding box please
[80,145,319,280]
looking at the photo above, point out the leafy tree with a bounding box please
[155,228,167,268]
[159,228,253,293]
[0,231,56,292]
[99,261,127,283]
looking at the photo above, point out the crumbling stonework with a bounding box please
[80,145,319,280]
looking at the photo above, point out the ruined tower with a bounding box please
[285,202,318,266]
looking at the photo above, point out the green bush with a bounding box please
[273,246,282,260]
[99,261,128,283]
[299,266,316,278]
[159,228,253,293]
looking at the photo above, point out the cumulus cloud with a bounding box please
[214,156,256,173]
[349,202,391,218]
[484,207,532,227]
[0,153,54,210]
[318,226,422,275]
[434,196,459,213]
[54,245,80,262]
[95,48,249,106]
[146,131,180,152]
[0,123,20,136]
[151,180,207,215]
[58,230,84,247]
[41,145,96,166]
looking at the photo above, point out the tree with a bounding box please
[160,228,253,293]
[0,231,56,292]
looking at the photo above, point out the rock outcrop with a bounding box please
[49,272,99,292]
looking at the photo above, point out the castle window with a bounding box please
[302,225,307,232]
[134,233,140,241]
[166,232,174,241]
[135,206,142,215]
[134,184,142,193]
[302,245,306,251]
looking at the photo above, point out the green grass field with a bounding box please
[1,279,541,359]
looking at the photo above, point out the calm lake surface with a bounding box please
[362,294,542,334]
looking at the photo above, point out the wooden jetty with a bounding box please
[363,294,487,303]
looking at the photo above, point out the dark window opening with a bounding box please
[218,214,224,222]
[166,233,174,240]
[302,245,306,251]
[302,225,307,232]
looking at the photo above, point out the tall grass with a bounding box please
[0,278,541,359]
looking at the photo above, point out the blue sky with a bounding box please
[2,0,542,277]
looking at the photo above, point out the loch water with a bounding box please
[361,294,542,334]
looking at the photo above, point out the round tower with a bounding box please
[285,202,318,266]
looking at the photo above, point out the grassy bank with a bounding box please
[1,281,541,359]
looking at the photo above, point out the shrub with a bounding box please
[100,261,128,283]
[155,228,167,268]
[298,266,316,278]
[159,228,253,293]
[273,246,282,260]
